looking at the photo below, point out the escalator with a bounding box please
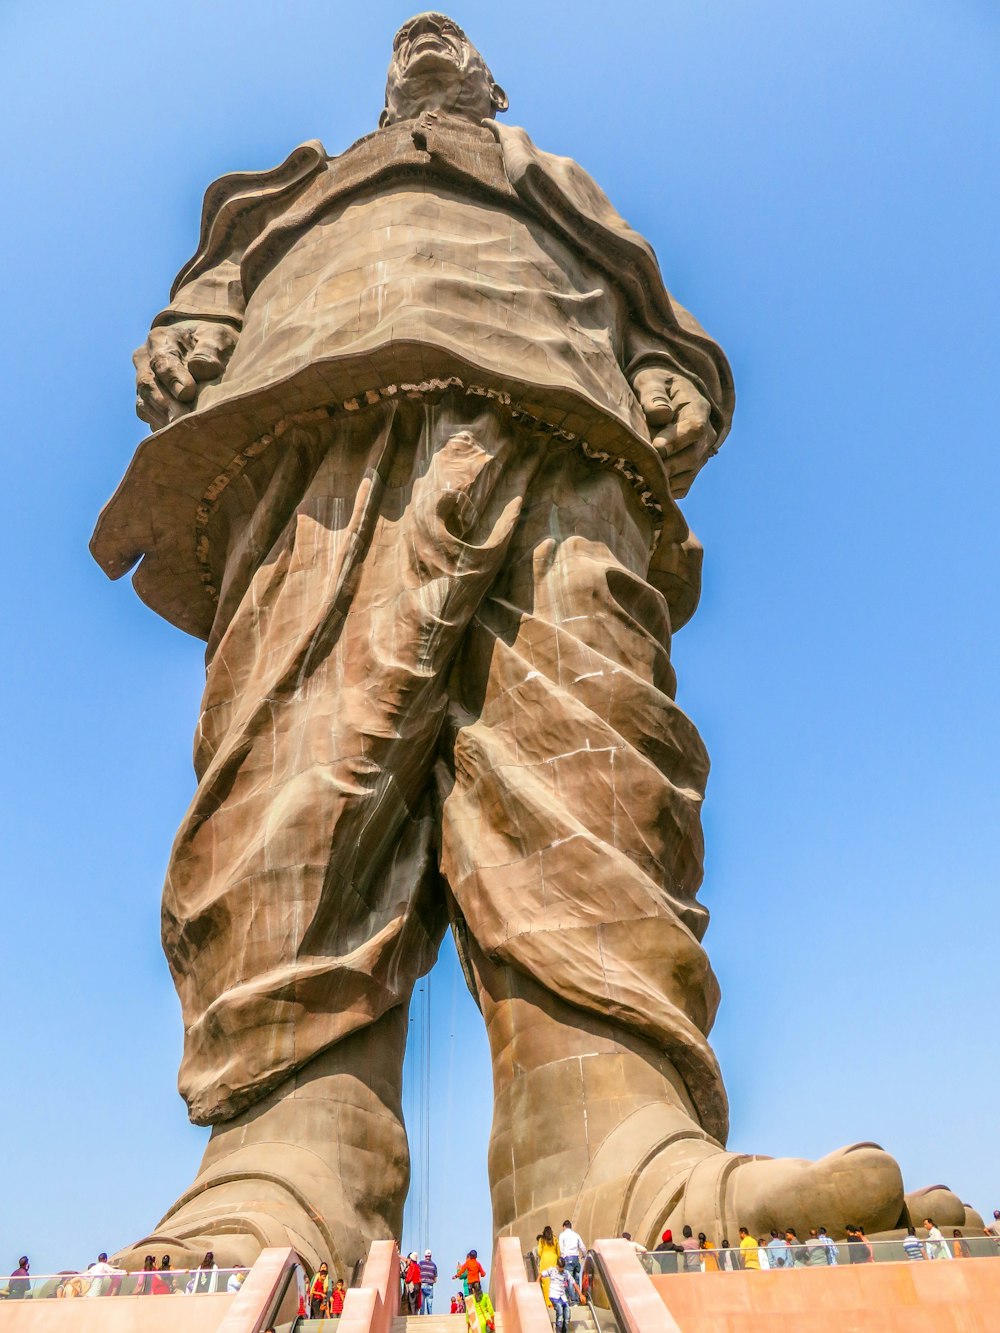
[579,1252,623,1333]
[521,1249,622,1333]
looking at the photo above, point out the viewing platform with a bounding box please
[1,1233,998,1331]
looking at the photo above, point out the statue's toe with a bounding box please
[723,1141,905,1239]
[904,1184,971,1230]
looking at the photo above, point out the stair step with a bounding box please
[392,1319,470,1329]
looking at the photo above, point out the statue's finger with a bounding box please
[135,373,170,429]
[148,326,198,401]
[631,368,676,426]
[149,348,197,401]
[668,465,698,499]
[655,410,714,455]
[188,323,237,381]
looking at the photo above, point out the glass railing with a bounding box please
[641,1234,1000,1274]
[0,1267,249,1299]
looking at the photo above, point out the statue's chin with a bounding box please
[403,48,460,77]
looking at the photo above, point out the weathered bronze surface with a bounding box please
[94,12,971,1272]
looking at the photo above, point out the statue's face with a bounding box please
[383,12,507,125]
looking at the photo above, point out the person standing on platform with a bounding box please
[784,1229,807,1266]
[653,1229,682,1274]
[8,1258,30,1300]
[680,1225,701,1272]
[902,1227,925,1261]
[134,1255,159,1295]
[454,1250,486,1296]
[419,1250,438,1313]
[738,1228,760,1270]
[404,1253,423,1312]
[766,1230,791,1270]
[697,1234,718,1271]
[924,1219,952,1261]
[817,1227,839,1265]
[87,1252,126,1297]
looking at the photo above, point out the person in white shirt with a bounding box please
[923,1218,953,1261]
[558,1220,586,1304]
[227,1269,248,1294]
[86,1253,125,1297]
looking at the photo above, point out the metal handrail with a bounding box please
[582,1250,624,1333]
[641,1232,1000,1274]
[0,1267,248,1300]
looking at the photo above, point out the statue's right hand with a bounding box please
[133,320,239,429]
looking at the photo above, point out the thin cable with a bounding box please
[423,972,432,1253]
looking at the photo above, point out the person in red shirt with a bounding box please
[454,1250,486,1295]
[405,1254,423,1313]
[330,1278,346,1315]
[309,1263,331,1318]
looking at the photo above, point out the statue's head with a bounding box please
[382,12,508,127]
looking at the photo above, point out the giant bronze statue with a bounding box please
[92,13,977,1271]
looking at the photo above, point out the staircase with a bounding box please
[391,1318,471,1333]
[298,1320,473,1333]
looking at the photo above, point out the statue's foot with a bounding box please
[562,1099,908,1245]
[111,1142,361,1274]
[112,1012,409,1276]
[475,952,917,1247]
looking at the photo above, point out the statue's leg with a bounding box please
[125,1006,413,1276]
[439,448,918,1245]
[116,396,547,1271]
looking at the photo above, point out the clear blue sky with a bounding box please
[2,0,997,1280]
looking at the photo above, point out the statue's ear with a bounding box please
[491,82,509,114]
[379,108,391,128]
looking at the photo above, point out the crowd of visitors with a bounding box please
[392,1245,493,1327]
[5,1208,999,1307]
[0,1251,249,1299]
[637,1214,999,1272]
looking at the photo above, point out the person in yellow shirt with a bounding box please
[738,1227,760,1270]
[537,1227,559,1305]
[698,1234,719,1271]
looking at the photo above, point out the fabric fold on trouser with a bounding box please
[161,392,726,1140]
[165,397,543,1122]
[436,446,727,1142]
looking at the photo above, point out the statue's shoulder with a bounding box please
[171,140,329,298]
[492,122,654,260]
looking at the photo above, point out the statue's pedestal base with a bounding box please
[649,1257,1000,1331]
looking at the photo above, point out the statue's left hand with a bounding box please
[134,320,239,430]
[631,367,717,498]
